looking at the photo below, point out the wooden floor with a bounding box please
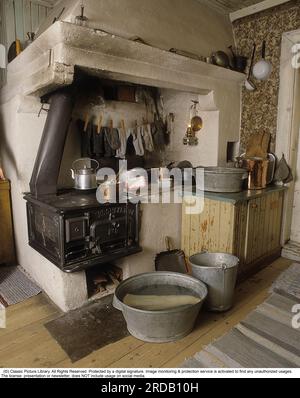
[0,258,292,368]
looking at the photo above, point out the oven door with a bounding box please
[90,216,128,254]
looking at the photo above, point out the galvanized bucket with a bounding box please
[113,272,208,343]
[189,252,239,312]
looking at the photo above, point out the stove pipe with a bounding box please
[30,91,74,197]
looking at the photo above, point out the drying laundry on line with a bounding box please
[77,119,164,159]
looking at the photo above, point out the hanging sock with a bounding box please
[126,131,135,156]
[116,128,130,159]
[104,127,121,151]
[102,127,116,157]
[151,114,166,149]
[141,124,154,152]
[130,126,144,156]
[92,124,105,157]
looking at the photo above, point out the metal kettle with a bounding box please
[71,158,99,190]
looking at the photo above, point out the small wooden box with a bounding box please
[0,180,15,265]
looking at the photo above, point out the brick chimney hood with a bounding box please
[0,20,244,104]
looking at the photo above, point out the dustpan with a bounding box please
[155,237,188,274]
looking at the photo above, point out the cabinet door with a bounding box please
[182,198,235,257]
[244,191,283,267]
[245,197,262,265]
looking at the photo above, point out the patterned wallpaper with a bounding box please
[233,0,300,152]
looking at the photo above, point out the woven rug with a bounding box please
[0,266,42,307]
[181,263,300,368]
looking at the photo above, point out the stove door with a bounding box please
[65,216,88,243]
[64,216,89,263]
[90,216,127,254]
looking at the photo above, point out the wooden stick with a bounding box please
[121,119,126,136]
[84,112,89,132]
[97,114,102,134]
[165,236,172,251]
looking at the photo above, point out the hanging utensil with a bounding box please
[228,45,247,73]
[191,116,203,132]
[228,45,237,69]
[8,1,22,63]
[245,43,256,91]
[253,40,272,81]
[190,101,203,133]
[75,2,88,26]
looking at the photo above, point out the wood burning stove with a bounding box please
[24,191,140,272]
[24,89,141,273]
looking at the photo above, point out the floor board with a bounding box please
[0,258,292,368]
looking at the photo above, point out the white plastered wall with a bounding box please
[37,0,234,57]
[0,96,88,312]
[0,4,242,310]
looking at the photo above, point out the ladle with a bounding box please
[245,43,256,91]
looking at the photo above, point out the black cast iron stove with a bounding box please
[24,89,141,273]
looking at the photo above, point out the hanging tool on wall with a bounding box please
[8,0,22,63]
[52,7,66,24]
[75,1,88,26]
[245,43,256,91]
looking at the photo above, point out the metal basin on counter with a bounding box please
[113,272,208,343]
[195,167,248,193]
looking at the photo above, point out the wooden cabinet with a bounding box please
[0,180,15,265]
[182,188,285,278]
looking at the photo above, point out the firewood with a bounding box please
[111,265,123,280]
[93,274,108,285]
[107,272,120,287]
